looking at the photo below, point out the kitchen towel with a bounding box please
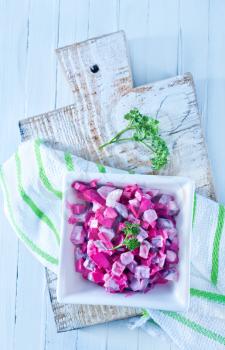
[0,139,225,349]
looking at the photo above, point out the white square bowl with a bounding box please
[57,171,194,311]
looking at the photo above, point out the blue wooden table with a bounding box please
[1,1,225,349]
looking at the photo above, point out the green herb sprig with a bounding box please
[112,222,141,251]
[99,108,169,171]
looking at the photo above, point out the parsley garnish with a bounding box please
[112,222,141,251]
[99,108,169,171]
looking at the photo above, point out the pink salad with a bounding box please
[68,180,179,294]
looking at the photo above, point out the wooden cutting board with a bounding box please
[19,31,215,332]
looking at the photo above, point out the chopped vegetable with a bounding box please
[69,180,179,293]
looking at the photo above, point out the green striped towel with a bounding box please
[1,139,225,349]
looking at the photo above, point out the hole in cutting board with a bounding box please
[90,64,99,73]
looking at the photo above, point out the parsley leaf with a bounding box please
[99,108,169,171]
[111,222,141,251]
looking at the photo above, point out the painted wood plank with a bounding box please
[145,0,179,83]
[0,1,30,350]
[55,0,90,109]
[41,6,139,346]
[20,73,214,199]
[179,0,210,126]
[88,0,119,37]
[13,1,61,350]
[106,320,139,350]
[206,0,225,203]
[44,2,89,349]
[119,0,149,86]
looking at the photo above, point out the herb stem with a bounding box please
[99,126,134,150]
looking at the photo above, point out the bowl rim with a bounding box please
[57,170,195,311]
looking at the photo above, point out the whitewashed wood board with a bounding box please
[18,31,215,333]
[55,32,214,201]
[20,74,214,199]
[19,31,142,332]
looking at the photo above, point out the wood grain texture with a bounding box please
[19,30,141,332]
[18,31,215,335]
[20,73,215,199]
[55,35,214,198]
[4,1,225,349]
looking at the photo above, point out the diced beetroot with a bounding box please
[139,240,151,259]
[141,220,150,230]
[90,252,111,270]
[87,240,98,256]
[80,243,86,256]
[98,228,115,241]
[90,270,105,284]
[129,203,139,218]
[129,198,139,207]
[88,229,99,240]
[112,261,125,277]
[150,265,160,276]
[122,184,138,199]
[83,257,95,271]
[158,252,166,268]
[74,246,85,260]
[103,274,120,292]
[117,222,126,232]
[70,226,86,245]
[71,203,87,215]
[92,202,102,212]
[101,217,115,229]
[104,273,128,292]
[120,251,134,265]
[104,207,117,219]
[72,181,89,192]
[68,216,77,225]
[75,258,85,273]
[139,197,153,214]
[135,190,143,201]
[90,179,98,188]
[140,254,155,266]
[128,213,140,224]
[70,180,179,294]
[89,218,98,228]
[94,238,113,252]
[83,189,105,206]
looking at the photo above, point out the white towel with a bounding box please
[1,139,225,349]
